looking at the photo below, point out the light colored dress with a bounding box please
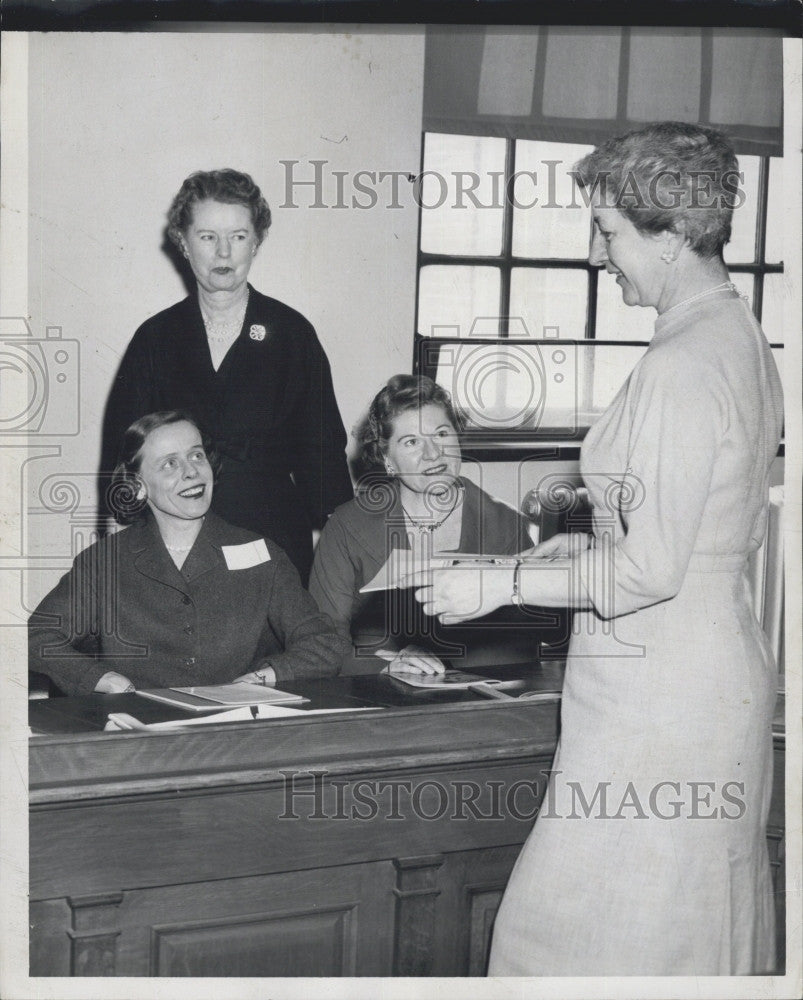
[488,287,783,976]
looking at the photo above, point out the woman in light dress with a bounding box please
[412,122,783,975]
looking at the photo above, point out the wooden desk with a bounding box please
[29,664,564,976]
[29,666,787,977]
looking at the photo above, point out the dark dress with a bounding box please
[101,285,353,583]
[28,511,347,696]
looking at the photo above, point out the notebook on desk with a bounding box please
[383,669,504,690]
[137,683,308,713]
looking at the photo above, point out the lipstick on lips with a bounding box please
[178,484,205,499]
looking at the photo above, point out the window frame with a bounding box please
[413,132,785,455]
[414,134,784,338]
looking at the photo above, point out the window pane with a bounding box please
[509,268,588,339]
[595,273,654,342]
[435,342,579,432]
[512,140,594,259]
[724,155,759,264]
[586,345,646,412]
[762,272,788,343]
[433,341,648,433]
[419,133,507,257]
[765,157,784,263]
[417,265,501,337]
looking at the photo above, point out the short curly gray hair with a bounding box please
[573,122,741,258]
[166,169,272,248]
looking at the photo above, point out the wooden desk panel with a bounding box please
[30,674,561,977]
[29,671,786,977]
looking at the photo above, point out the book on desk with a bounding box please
[136,683,308,713]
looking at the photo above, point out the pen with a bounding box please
[469,683,516,701]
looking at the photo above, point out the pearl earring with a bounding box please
[661,251,673,263]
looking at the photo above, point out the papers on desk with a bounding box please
[380,663,562,702]
[360,549,522,593]
[105,704,382,732]
[136,683,308,712]
[383,668,505,690]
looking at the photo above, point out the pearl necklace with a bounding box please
[201,291,249,343]
[400,484,463,533]
[662,281,736,318]
[165,519,203,553]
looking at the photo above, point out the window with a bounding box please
[414,133,785,442]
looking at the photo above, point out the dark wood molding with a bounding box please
[392,855,445,975]
[66,892,123,976]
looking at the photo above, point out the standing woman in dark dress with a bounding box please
[102,169,353,583]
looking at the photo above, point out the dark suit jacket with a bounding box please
[101,285,353,582]
[310,477,566,673]
[29,512,347,696]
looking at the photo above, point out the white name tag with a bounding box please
[222,538,270,570]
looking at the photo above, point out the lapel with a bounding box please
[127,516,187,591]
[369,481,411,554]
[363,478,476,557]
[180,512,227,583]
[126,513,224,590]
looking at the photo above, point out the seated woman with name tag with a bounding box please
[309,375,567,676]
[29,411,347,696]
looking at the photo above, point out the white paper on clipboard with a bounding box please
[359,550,523,594]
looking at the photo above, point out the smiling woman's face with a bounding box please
[589,205,668,310]
[181,199,258,296]
[384,403,461,495]
[137,420,213,527]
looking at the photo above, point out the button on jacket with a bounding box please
[29,512,347,696]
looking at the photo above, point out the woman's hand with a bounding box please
[404,565,513,623]
[384,645,445,676]
[95,671,135,694]
[530,532,592,560]
[232,667,277,687]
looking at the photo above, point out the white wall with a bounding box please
[22,28,425,602]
